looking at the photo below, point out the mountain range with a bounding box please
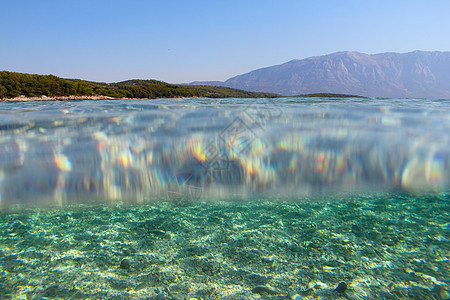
[190,51,450,98]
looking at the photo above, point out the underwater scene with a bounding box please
[0,98,449,299]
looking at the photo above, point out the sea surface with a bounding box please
[0,97,448,299]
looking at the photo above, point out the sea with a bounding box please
[0,97,448,299]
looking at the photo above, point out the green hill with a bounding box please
[0,71,279,100]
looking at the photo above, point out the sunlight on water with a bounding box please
[0,97,449,207]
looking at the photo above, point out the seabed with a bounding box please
[0,193,448,299]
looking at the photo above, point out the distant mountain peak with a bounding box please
[190,51,450,98]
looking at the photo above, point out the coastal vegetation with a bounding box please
[0,71,278,100]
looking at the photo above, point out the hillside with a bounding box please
[189,51,450,98]
[0,71,278,100]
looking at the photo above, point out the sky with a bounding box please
[1,0,449,83]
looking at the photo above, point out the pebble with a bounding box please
[432,285,450,300]
[43,284,60,297]
[288,290,304,299]
[251,286,280,295]
[262,256,275,263]
[119,259,131,270]
[335,282,347,293]
[134,282,149,291]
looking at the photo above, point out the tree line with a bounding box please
[0,71,278,99]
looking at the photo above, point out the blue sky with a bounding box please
[1,0,449,83]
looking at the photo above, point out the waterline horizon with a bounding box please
[0,97,448,299]
[1,97,449,208]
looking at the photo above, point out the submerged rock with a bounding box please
[335,282,347,293]
[119,259,131,270]
[432,285,450,300]
[245,274,270,285]
[251,285,281,295]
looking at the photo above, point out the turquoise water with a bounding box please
[0,97,449,299]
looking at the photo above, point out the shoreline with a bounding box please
[0,95,127,102]
[0,95,208,102]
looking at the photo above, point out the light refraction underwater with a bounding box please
[0,98,448,299]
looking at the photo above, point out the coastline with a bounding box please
[0,95,126,102]
[0,95,206,102]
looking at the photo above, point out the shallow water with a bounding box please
[0,97,449,299]
[0,194,448,299]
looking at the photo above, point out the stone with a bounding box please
[251,286,280,295]
[43,284,60,298]
[432,285,450,300]
[335,282,347,293]
[245,274,270,285]
[119,258,131,270]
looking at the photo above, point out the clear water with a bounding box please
[0,97,449,207]
[0,98,448,299]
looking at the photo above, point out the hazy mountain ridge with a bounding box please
[190,51,450,98]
